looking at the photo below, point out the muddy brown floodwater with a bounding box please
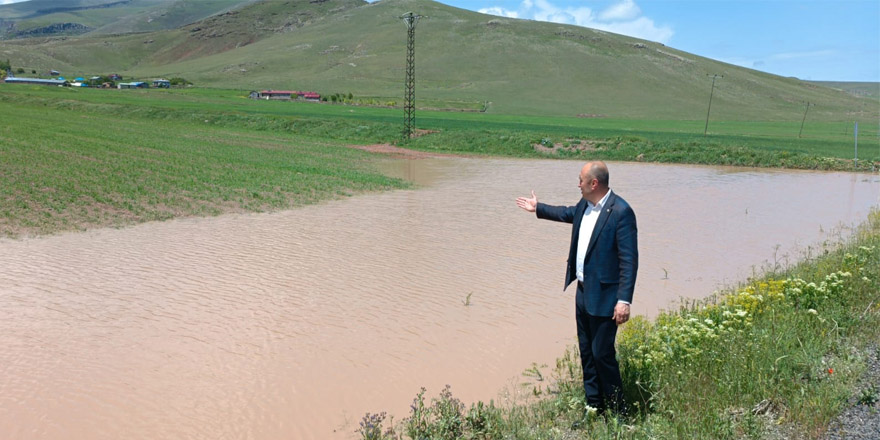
[1,158,878,440]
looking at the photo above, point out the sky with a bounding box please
[438,0,879,82]
[2,0,878,81]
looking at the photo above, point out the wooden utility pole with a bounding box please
[704,74,723,136]
[798,101,813,138]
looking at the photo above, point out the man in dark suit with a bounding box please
[516,161,638,415]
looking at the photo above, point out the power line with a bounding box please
[798,101,814,138]
[704,74,723,136]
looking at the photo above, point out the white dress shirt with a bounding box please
[575,189,610,284]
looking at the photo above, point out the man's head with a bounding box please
[578,161,610,203]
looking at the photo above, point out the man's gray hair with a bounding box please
[590,162,609,187]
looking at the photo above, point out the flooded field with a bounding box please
[1,158,878,439]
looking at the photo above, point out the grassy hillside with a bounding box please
[810,81,880,99]
[0,0,256,38]
[0,0,876,121]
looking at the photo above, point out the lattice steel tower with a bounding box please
[401,12,422,140]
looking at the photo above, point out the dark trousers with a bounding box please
[576,283,623,413]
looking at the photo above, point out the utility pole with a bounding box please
[854,121,858,168]
[704,74,723,136]
[401,12,422,141]
[798,101,813,138]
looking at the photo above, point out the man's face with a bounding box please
[578,165,596,200]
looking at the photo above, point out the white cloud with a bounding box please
[599,0,640,21]
[591,17,674,44]
[1,0,30,4]
[477,7,519,18]
[479,0,673,44]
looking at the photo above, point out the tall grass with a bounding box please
[358,211,880,439]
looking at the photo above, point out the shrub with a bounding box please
[169,77,192,86]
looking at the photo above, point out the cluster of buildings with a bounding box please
[2,71,171,89]
[3,70,323,103]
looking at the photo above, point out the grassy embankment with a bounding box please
[356,211,880,440]
[1,85,878,238]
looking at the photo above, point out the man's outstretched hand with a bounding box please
[516,190,538,213]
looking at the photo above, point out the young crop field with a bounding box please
[1,84,878,237]
[0,91,406,238]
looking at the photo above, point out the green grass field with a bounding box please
[4,84,878,157]
[1,84,878,238]
[0,88,406,238]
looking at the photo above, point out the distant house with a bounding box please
[259,90,295,100]
[50,70,60,76]
[302,92,321,101]
[152,79,170,88]
[256,90,322,101]
[109,74,122,81]
[118,82,148,89]
[4,77,70,87]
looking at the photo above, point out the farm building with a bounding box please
[3,77,70,87]
[118,82,148,89]
[254,90,322,101]
[152,79,170,88]
[259,90,296,100]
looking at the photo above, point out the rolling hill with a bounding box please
[0,0,876,121]
[0,0,258,38]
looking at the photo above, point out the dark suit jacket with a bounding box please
[536,190,638,316]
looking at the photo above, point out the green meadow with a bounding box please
[0,87,407,238]
[1,84,878,238]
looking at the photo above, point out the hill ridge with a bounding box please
[0,0,876,121]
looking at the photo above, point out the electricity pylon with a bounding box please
[401,12,422,140]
